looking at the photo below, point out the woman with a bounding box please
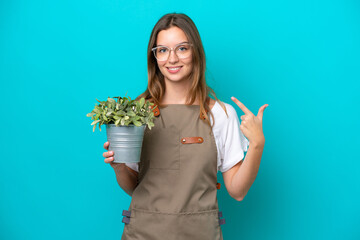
[103,13,268,240]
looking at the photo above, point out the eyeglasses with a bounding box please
[152,43,193,61]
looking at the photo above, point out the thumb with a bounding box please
[257,104,269,121]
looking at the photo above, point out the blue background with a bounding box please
[1,0,359,239]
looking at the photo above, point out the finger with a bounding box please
[257,104,269,121]
[104,141,110,150]
[240,115,250,121]
[239,124,248,134]
[103,151,114,158]
[104,156,114,163]
[231,96,253,115]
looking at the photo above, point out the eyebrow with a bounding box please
[156,41,189,47]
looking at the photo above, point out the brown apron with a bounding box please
[121,103,225,240]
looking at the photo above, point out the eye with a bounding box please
[158,47,168,53]
[178,46,188,51]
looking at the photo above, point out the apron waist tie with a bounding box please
[218,211,226,226]
[122,210,131,224]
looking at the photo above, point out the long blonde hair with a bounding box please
[136,13,228,129]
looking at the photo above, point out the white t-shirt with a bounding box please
[125,100,249,173]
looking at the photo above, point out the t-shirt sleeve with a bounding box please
[125,162,139,172]
[219,104,250,173]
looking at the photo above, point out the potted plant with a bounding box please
[86,96,156,163]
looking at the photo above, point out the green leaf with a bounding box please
[91,120,100,125]
[133,120,142,127]
[115,110,126,117]
[139,98,145,108]
[127,111,136,117]
[108,97,116,103]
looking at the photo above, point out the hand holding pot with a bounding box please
[103,141,123,169]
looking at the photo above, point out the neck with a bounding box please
[161,77,199,105]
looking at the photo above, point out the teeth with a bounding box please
[168,67,181,70]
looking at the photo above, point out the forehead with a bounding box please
[156,26,189,46]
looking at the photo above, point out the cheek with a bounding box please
[183,57,193,67]
[157,60,165,67]
[156,61,166,71]
[184,56,192,63]
[184,60,193,70]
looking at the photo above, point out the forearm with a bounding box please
[112,164,138,197]
[231,139,265,200]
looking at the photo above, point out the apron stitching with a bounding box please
[131,207,219,215]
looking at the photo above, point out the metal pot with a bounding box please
[106,124,146,163]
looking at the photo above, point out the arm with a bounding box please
[224,96,268,201]
[222,139,265,201]
[112,164,139,197]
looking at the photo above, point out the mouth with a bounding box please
[166,66,182,73]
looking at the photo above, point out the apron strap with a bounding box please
[200,97,211,120]
[152,105,160,117]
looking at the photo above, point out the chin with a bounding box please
[165,76,186,82]
[161,71,192,83]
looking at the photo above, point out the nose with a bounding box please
[168,49,179,64]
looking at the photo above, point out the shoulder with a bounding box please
[210,100,241,139]
[209,98,216,110]
[210,99,239,121]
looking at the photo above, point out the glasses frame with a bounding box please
[151,43,193,61]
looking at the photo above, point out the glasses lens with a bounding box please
[154,47,169,61]
[175,44,192,59]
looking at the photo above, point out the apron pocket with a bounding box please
[130,209,221,240]
[146,127,180,170]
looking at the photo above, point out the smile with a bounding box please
[166,66,182,73]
